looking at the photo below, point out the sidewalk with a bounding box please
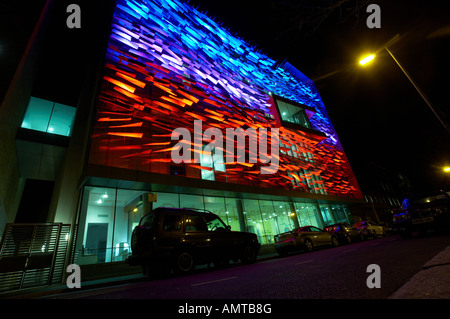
[389,245,450,299]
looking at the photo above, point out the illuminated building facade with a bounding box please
[1,0,363,269]
[73,0,363,265]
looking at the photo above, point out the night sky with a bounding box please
[1,0,449,196]
[187,0,450,194]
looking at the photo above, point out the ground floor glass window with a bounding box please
[74,186,353,265]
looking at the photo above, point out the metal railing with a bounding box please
[0,223,71,293]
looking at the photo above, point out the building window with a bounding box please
[200,145,226,181]
[274,97,312,129]
[74,187,148,265]
[21,96,76,137]
[74,185,335,265]
[293,203,320,228]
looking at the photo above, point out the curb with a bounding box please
[389,246,450,299]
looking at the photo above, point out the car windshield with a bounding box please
[205,214,227,231]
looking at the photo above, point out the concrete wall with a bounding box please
[0,1,51,223]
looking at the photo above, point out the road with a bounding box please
[44,233,450,300]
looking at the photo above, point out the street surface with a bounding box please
[45,233,450,299]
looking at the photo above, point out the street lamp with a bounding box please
[359,54,376,66]
[444,167,450,173]
[358,35,450,135]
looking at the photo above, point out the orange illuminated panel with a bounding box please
[104,76,136,93]
[116,72,146,88]
[98,117,133,122]
[113,87,144,103]
[110,122,143,128]
[107,132,144,138]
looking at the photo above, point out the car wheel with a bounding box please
[174,251,195,274]
[331,236,339,247]
[304,238,313,252]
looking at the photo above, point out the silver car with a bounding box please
[275,225,339,256]
[354,220,386,238]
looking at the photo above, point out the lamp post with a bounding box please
[359,38,450,135]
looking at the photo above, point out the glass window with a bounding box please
[185,215,207,232]
[153,192,179,209]
[342,206,353,224]
[75,187,152,265]
[200,146,225,181]
[180,194,204,210]
[332,205,347,223]
[242,199,264,244]
[320,205,333,226]
[75,187,117,265]
[204,196,227,222]
[225,198,245,232]
[272,201,297,234]
[162,214,182,232]
[258,200,277,242]
[114,189,147,262]
[293,202,320,227]
[275,97,311,129]
[21,96,76,136]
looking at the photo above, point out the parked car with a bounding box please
[324,223,364,244]
[353,220,386,239]
[393,190,450,238]
[126,207,260,275]
[274,225,338,256]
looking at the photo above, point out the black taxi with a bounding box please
[127,207,260,275]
